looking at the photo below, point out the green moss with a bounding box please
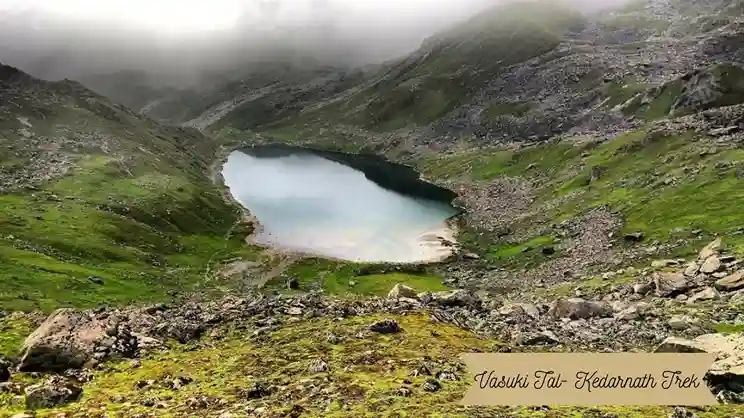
[604,79,649,109]
[269,259,448,296]
[330,273,449,296]
[713,323,744,334]
[624,79,685,120]
[418,128,744,258]
[0,122,253,311]
[0,315,34,359]
[7,313,740,418]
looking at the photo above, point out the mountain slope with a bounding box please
[0,63,255,312]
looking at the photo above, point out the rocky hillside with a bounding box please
[2,0,744,416]
[0,62,259,313]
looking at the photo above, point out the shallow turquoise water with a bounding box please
[222,149,458,262]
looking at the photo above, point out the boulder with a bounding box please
[369,319,401,334]
[0,359,9,382]
[499,303,540,320]
[632,282,652,295]
[513,331,561,346]
[651,259,679,268]
[684,262,700,277]
[387,284,418,300]
[655,333,744,394]
[549,298,612,320]
[18,308,120,372]
[699,238,722,260]
[430,290,475,307]
[654,337,707,353]
[687,287,720,304]
[653,272,690,297]
[24,376,82,409]
[614,302,651,321]
[715,270,744,291]
[700,255,722,274]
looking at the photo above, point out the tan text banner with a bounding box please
[460,353,718,406]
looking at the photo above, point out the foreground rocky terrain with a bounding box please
[2,0,744,416]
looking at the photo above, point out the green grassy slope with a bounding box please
[418,127,744,260]
[0,66,255,312]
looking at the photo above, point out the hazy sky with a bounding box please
[0,0,498,83]
[0,0,629,85]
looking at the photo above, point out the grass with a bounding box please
[417,128,744,258]
[604,79,649,109]
[267,258,449,296]
[623,79,685,120]
[3,313,741,417]
[0,85,257,312]
[0,156,252,312]
[0,314,35,359]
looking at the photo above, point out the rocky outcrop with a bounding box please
[656,333,744,403]
[549,298,612,320]
[18,308,137,372]
[24,376,83,409]
[387,284,418,300]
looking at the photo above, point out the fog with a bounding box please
[0,0,630,87]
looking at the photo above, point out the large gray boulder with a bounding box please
[655,333,744,398]
[18,308,118,372]
[549,298,612,320]
[387,284,418,300]
[653,272,690,297]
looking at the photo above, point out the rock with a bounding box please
[286,277,299,290]
[388,284,418,300]
[18,308,121,372]
[549,298,612,320]
[669,406,699,418]
[715,270,744,291]
[614,302,650,321]
[11,414,34,418]
[651,259,678,268]
[700,255,722,274]
[541,246,555,255]
[422,378,441,392]
[731,290,744,304]
[24,375,82,409]
[87,276,104,285]
[395,387,412,397]
[0,360,9,382]
[699,238,722,260]
[238,380,270,399]
[430,290,474,307]
[653,272,690,297]
[654,337,707,353]
[286,307,302,316]
[684,262,700,277]
[632,282,652,295]
[668,315,694,330]
[514,331,561,346]
[309,359,329,373]
[499,303,540,320]
[462,252,480,260]
[369,319,401,334]
[624,232,644,242]
[687,287,720,304]
[325,333,340,344]
[656,333,744,394]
